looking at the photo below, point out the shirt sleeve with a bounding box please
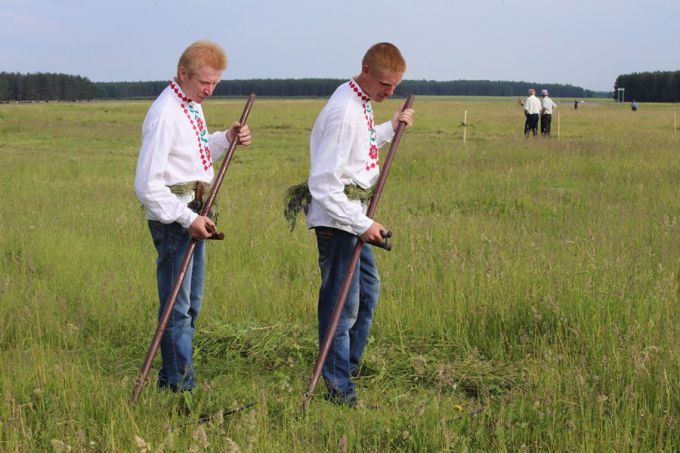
[134,118,197,228]
[208,130,230,162]
[375,121,395,148]
[308,111,373,235]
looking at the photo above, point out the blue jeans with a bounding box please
[315,227,381,398]
[148,220,206,391]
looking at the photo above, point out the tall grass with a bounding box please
[1,98,678,451]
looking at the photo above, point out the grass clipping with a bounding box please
[283,182,375,231]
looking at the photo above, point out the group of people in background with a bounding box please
[519,89,638,138]
[520,88,557,137]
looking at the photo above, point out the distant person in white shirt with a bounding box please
[524,88,541,136]
[540,89,558,136]
[306,42,414,407]
[134,40,252,392]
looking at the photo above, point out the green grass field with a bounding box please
[1,96,678,451]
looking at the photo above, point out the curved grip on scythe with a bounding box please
[302,95,415,411]
[366,229,392,251]
[131,94,256,405]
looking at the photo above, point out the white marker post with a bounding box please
[463,110,468,144]
[616,87,625,103]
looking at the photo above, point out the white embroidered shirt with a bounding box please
[135,81,230,228]
[307,79,395,235]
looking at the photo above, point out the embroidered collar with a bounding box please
[349,79,370,102]
[170,80,192,103]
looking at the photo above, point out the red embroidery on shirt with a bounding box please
[349,80,378,171]
[170,82,212,172]
[349,79,369,102]
[171,82,191,103]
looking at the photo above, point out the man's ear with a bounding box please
[178,65,188,82]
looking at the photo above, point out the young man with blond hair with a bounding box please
[135,40,252,392]
[307,42,415,406]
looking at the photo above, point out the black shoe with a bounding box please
[350,364,377,379]
[157,381,193,393]
[325,392,359,409]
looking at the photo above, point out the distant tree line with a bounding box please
[1,71,606,101]
[614,71,680,102]
[94,79,345,99]
[0,72,97,101]
[398,80,601,98]
[96,78,601,99]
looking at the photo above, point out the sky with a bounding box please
[1,0,678,91]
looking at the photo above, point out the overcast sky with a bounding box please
[1,0,678,91]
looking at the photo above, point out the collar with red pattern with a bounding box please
[349,79,370,102]
[170,80,192,103]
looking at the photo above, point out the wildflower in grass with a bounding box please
[279,379,293,393]
[338,436,348,453]
[189,425,209,451]
[224,437,242,453]
[133,435,151,453]
[50,439,71,452]
[411,354,428,379]
[158,427,175,451]
[236,409,258,451]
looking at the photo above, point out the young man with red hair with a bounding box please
[135,40,252,392]
[307,42,415,406]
